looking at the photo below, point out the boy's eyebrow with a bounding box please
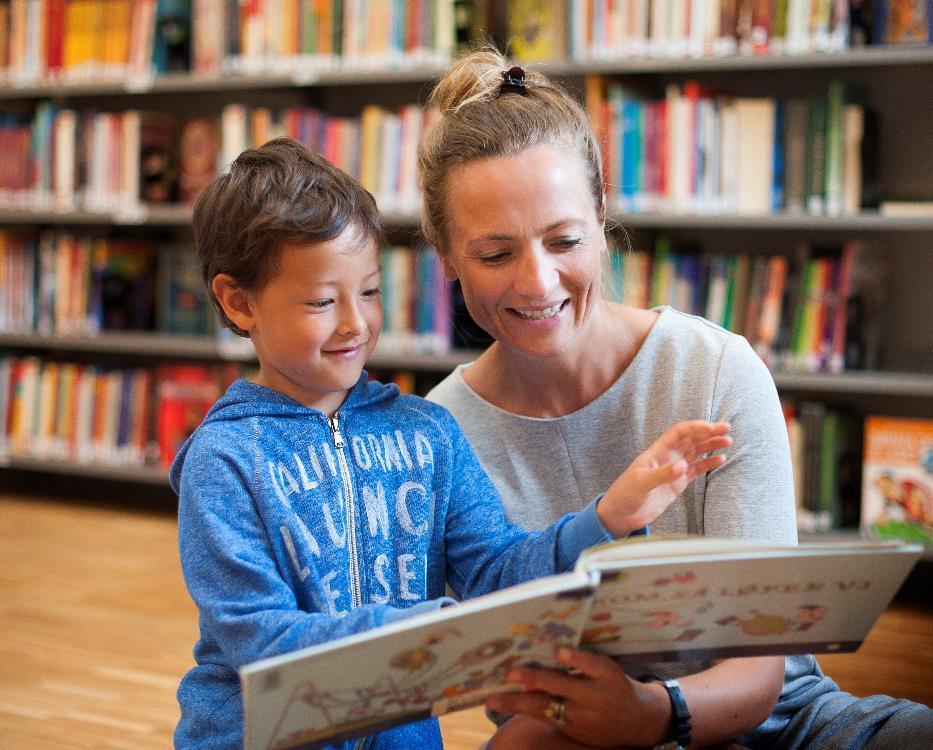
[307,267,382,287]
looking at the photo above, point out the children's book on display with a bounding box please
[241,535,922,750]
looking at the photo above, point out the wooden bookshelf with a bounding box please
[0,3,931,540]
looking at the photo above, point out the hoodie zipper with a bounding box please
[328,412,362,609]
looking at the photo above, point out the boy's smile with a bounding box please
[239,225,382,415]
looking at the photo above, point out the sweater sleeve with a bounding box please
[702,334,798,543]
[176,438,453,670]
[438,411,612,599]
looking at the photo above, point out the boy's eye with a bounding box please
[362,287,381,299]
[307,299,333,309]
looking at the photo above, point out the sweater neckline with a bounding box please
[454,307,672,423]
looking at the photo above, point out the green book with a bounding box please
[824,81,844,217]
[805,96,827,215]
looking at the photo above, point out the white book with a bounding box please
[735,97,776,215]
[241,536,922,750]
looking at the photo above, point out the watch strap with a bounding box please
[640,674,692,749]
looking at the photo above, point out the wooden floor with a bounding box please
[0,493,929,750]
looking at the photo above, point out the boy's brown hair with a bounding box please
[194,137,384,336]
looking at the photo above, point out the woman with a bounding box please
[418,49,933,749]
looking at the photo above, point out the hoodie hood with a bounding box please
[169,371,397,492]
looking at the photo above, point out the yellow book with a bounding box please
[282,0,299,57]
[358,104,383,196]
[251,107,272,148]
[862,417,933,545]
[36,361,60,458]
[55,362,78,458]
[507,0,565,60]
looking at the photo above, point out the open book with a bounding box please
[240,536,922,750]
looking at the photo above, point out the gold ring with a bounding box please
[543,696,566,724]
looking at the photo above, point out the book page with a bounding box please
[581,544,919,663]
[241,572,592,750]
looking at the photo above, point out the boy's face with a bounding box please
[246,226,382,415]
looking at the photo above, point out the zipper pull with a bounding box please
[328,414,345,448]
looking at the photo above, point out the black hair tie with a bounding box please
[500,66,528,96]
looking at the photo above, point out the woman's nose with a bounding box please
[513,247,557,298]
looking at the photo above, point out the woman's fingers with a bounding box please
[685,453,728,481]
[682,435,733,462]
[485,689,560,723]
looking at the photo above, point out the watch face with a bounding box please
[652,743,683,750]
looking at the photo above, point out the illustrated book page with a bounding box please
[240,536,922,750]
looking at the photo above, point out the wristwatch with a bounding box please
[640,675,692,750]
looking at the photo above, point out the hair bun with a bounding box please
[428,47,512,113]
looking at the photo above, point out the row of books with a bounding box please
[0,100,435,214]
[0,231,159,335]
[0,230,456,353]
[0,353,456,471]
[783,404,933,543]
[784,399,863,532]
[589,79,876,216]
[0,356,241,468]
[0,0,456,87]
[508,0,931,61]
[603,238,886,373]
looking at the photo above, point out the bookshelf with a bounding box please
[1,3,931,546]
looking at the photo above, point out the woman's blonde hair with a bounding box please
[418,47,605,254]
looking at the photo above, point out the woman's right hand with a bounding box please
[485,647,671,748]
[596,420,732,538]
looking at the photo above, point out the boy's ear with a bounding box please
[211,274,255,332]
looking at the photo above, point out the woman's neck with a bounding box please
[465,303,658,418]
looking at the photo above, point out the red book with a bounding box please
[46,0,66,78]
[155,364,221,468]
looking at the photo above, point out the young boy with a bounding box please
[172,138,731,749]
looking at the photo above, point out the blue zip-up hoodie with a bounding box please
[171,375,611,750]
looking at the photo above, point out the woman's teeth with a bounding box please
[516,303,562,320]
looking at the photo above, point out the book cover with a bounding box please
[178,116,221,204]
[155,363,221,468]
[152,0,191,73]
[507,0,565,60]
[157,245,212,335]
[862,416,933,544]
[139,111,178,204]
[883,0,930,41]
[240,536,922,750]
[91,240,157,332]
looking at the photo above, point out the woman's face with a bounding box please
[441,144,606,360]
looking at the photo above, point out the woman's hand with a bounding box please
[485,648,785,749]
[597,420,732,537]
[485,647,671,748]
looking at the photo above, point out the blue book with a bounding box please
[773,99,785,214]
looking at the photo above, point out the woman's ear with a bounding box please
[211,274,255,333]
[439,254,460,282]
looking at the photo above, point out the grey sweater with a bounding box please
[427,306,798,544]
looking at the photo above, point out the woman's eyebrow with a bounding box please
[469,218,585,245]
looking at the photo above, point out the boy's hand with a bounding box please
[597,420,732,538]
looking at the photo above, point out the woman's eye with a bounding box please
[479,251,509,264]
[552,237,583,250]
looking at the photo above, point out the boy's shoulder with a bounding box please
[363,388,458,427]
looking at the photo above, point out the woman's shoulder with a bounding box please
[645,307,760,368]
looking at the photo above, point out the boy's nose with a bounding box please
[337,303,366,336]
